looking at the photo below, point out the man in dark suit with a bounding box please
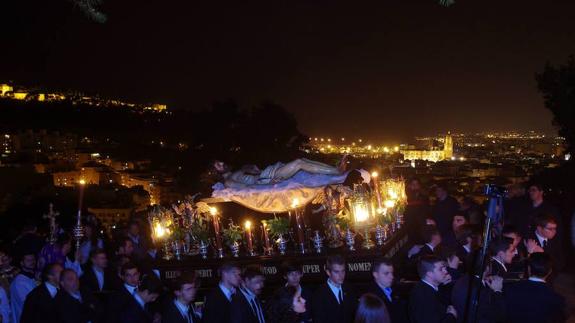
[162,272,201,323]
[488,238,516,280]
[454,224,481,274]
[281,262,313,323]
[116,274,162,323]
[408,255,457,323]
[505,253,566,323]
[312,255,358,323]
[432,184,460,247]
[231,266,266,323]
[502,225,528,279]
[55,269,96,323]
[404,177,431,244]
[81,248,119,322]
[451,273,505,323]
[81,248,117,293]
[106,261,142,323]
[20,262,64,323]
[524,213,565,279]
[366,258,408,323]
[202,262,242,323]
[523,183,560,236]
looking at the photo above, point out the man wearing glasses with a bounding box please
[525,213,564,284]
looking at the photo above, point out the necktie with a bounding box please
[384,287,392,302]
[250,299,265,323]
[338,288,343,304]
[542,240,548,249]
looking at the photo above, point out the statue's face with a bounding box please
[214,161,227,173]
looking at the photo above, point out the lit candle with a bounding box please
[262,222,271,254]
[210,207,223,252]
[292,199,305,253]
[245,220,253,254]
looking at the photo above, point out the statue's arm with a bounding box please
[224,179,248,189]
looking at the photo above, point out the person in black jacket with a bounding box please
[524,213,565,279]
[454,224,481,274]
[231,266,266,323]
[55,269,96,323]
[488,238,516,280]
[408,255,457,323]
[81,248,118,293]
[106,261,143,323]
[281,262,313,323]
[162,271,201,323]
[432,184,460,247]
[117,273,162,323]
[202,262,242,323]
[365,258,408,323]
[505,252,566,323]
[312,255,358,323]
[523,183,560,236]
[20,262,64,323]
[451,273,505,323]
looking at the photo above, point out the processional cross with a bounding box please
[43,203,60,244]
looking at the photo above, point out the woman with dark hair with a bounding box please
[354,293,391,323]
[266,285,307,323]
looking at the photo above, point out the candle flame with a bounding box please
[154,222,166,238]
[244,220,252,230]
[291,198,300,208]
[79,179,86,185]
[371,171,378,178]
[209,207,218,216]
[384,200,396,208]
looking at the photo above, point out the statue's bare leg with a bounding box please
[274,158,342,180]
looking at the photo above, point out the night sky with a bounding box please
[2,0,575,142]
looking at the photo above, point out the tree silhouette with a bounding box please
[536,55,575,156]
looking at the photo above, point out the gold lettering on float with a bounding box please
[262,266,278,275]
[195,269,213,278]
[302,264,321,274]
[166,271,181,279]
[347,262,371,272]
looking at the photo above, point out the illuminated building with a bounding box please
[119,173,160,205]
[13,92,28,100]
[0,84,13,96]
[53,167,100,187]
[88,207,132,233]
[400,133,454,162]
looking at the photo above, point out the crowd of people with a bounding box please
[0,179,571,323]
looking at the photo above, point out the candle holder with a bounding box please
[311,230,324,254]
[74,180,86,251]
[199,240,209,259]
[230,241,240,257]
[375,224,386,246]
[172,241,182,260]
[162,241,173,260]
[276,234,287,255]
[345,229,356,251]
[361,228,375,250]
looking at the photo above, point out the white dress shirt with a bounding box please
[44,282,58,298]
[327,279,344,304]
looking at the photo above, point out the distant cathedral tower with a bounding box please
[443,132,453,159]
